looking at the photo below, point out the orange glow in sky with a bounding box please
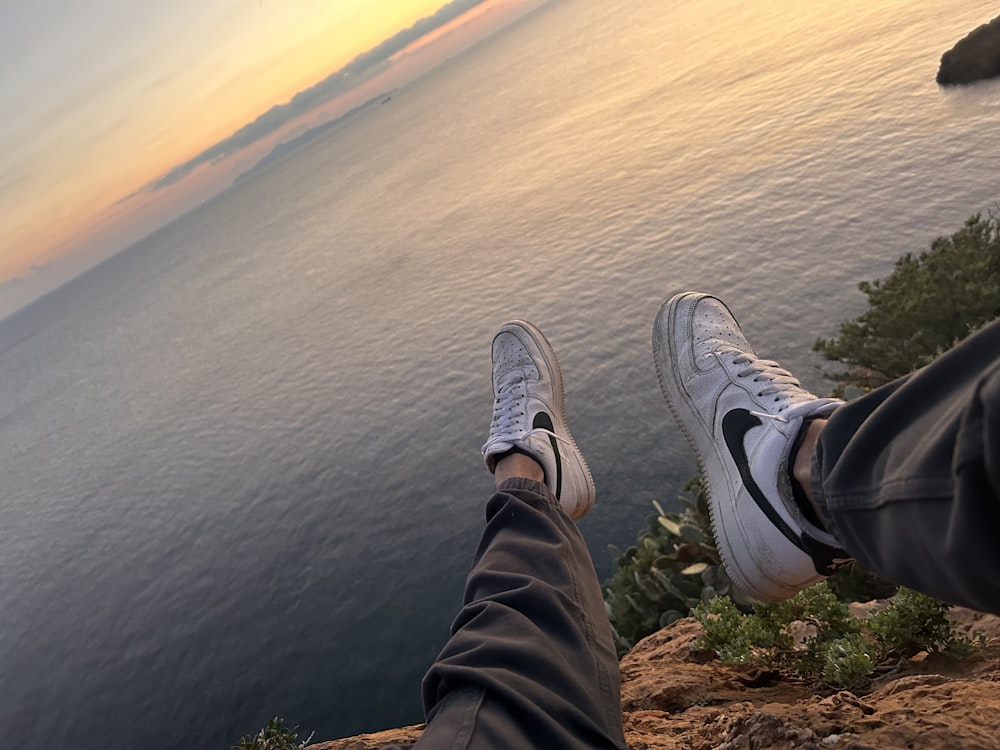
[390,0,508,62]
[0,1,511,295]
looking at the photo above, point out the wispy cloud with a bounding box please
[135,0,485,195]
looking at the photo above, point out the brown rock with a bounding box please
[938,15,1000,86]
[312,609,1000,750]
[309,724,423,750]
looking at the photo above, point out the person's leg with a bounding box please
[408,475,625,750]
[809,317,1000,614]
[384,321,626,750]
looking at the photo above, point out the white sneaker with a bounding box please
[481,321,596,519]
[653,292,852,602]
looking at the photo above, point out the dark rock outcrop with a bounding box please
[937,15,1000,85]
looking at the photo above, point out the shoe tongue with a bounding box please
[777,397,822,419]
[781,397,843,420]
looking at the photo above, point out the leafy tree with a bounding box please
[814,213,1000,387]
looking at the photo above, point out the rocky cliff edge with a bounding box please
[312,607,1000,750]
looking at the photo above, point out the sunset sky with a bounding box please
[0,0,531,315]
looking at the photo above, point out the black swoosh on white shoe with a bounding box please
[533,411,561,499]
[723,407,852,575]
[722,408,801,547]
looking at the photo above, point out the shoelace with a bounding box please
[484,370,528,446]
[727,350,841,420]
[481,368,568,456]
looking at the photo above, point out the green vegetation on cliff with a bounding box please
[603,478,753,655]
[693,583,980,690]
[814,213,1000,387]
[232,717,312,750]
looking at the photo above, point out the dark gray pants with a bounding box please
[814,316,1000,615]
[384,478,627,750]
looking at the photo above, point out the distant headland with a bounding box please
[234,91,397,186]
[937,15,1000,85]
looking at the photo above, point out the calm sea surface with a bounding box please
[2,0,998,746]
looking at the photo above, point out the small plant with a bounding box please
[232,717,313,750]
[821,633,875,690]
[693,595,789,667]
[867,587,979,660]
[693,584,980,690]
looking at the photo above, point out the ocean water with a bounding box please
[2,0,999,747]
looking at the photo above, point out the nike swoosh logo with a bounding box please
[722,408,799,547]
[533,411,561,499]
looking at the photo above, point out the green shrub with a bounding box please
[603,478,891,656]
[693,595,789,667]
[821,633,875,690]
[232,717,313,750]
[602,477,753,655]
[814,213,1000,387]
[693,584,980,690]
[867,587,979,659]
[825,560,897,603]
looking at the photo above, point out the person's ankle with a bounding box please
[790,418,829,530]
[494,450,545,487]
